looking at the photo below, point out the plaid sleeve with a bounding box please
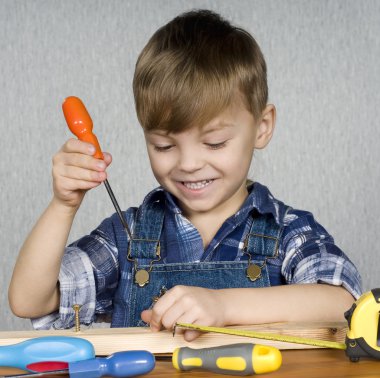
[280,210,363,299]
[31,213,126,330]
[31,246,97,330]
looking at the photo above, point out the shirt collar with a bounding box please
[145,181,288,226]
[235,181,288,226]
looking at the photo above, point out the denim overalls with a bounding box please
[112,191,287,327]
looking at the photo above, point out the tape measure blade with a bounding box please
[176,323,346,350]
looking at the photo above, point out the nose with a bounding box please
[177,146,204,173]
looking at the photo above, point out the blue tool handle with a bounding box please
[69,350,155,378]
[0,336,95,370]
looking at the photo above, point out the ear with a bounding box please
[254,104,276,149]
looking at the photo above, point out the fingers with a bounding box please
[60,139,111,167]
[61,138,98,156]
[51,139,113,206]
[142,307,201,341]
[149,287,181,332]
[57,160,107,182]
[102,152,112,166]
[61,139,112,164]
[52,156,107,196]
[145,285,223,341]
[54,140,112,181]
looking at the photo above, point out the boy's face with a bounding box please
[144,97,274,220]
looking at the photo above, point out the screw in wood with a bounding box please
[72,304,82,332]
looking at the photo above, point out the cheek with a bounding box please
[146,149,160,176]
[216,143,254,170]
[149,159,164,178]
[148,153,172,179]
[217,154,252,174]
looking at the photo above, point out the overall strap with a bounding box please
[244,207,290,258]
[128,191,166,260]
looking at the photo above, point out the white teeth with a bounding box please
[183,180,213,190]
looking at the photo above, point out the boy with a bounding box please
[9,10,361,341]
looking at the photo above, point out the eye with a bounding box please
[153,145,174,152]
[205,141,227,150]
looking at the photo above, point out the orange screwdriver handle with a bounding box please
[62,96,104,159]
[61,96,133,239]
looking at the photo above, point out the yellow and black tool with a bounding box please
[173,343,282,376]
[344,288,380,361]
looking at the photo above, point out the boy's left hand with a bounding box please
[140,285,227,341]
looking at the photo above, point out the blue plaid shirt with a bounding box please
[32,182,362,329]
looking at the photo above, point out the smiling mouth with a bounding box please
[182,179,214,190]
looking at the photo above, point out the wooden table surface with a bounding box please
[1,349,380,377]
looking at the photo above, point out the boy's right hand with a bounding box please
[52,138,112,209]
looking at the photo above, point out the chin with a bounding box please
[179,197,222,214]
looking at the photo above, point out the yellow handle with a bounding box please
[172,343,282,376]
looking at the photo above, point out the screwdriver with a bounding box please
[2,350,155,378]
[172,343,282,376]
[0,336,95,370]
[62,96,133,239]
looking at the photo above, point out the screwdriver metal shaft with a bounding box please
[103,179,133,239]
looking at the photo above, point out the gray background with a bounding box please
[1,0,379,331]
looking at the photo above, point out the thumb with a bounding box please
[141,309,153,324]
[184,330,202,342]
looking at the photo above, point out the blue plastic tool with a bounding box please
[6,351,156,378]
[0,336,95,370]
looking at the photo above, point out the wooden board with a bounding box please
[0,322,347,355]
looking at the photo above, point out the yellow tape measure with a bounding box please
[176,322,347,350]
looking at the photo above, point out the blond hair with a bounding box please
[133,9,268,132]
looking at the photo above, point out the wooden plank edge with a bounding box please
[0,322,348,355]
